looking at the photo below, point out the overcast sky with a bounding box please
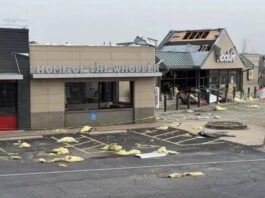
[0,0,264,53]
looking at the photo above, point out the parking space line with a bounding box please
[164,133,192,140]
[51,136,91,154]
[174,137,199,144]
[80,135,107,146]
[153,130,180,137]
[83,143,105,151]
[69,140,93,147]
[131,130,180,146]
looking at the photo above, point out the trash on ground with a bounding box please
[18,142,31,148]
[80,125,93,133]
[234,97,244,103]
[168,171,205,178]
[186,109,194,113]
[192,125,204,130]
[58,163,67,167]
[215,106,227,111]
[10,155,21,160]
[57,137,78,143]
[156,146,178,155]
[135,152,167,159]
[156,126,168,130]
[245,96,255,101]
[100,143,123,152]
[52,147,69,155]
[55,129,67,133]
[198,131,235,138]
[170,122,181,128]
[35,158,47,163]
[64,155,84,163]
[116,149,141,156]
[213,115,221,119]
[246,105,260,108]
[47,155,84,163]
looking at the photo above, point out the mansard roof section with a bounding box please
[158,28,225,52]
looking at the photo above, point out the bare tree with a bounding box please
[241,38,248,54]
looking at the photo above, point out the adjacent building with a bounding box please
[29,45,160,129]
[0,28,30,131]
[156,28,245,97]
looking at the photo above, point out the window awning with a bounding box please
[0,73,23,80]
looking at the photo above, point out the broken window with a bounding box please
[65,81,133,111]
[183,32,192,39]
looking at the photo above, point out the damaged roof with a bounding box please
[240,54,255,69]
[156,50,208,69]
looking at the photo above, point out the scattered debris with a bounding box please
[170,122,181,128]
[135,152,167,159]
[215,106,227,111]
[52,147,69,155]
[168,171,205,178]
[245,96,255,101]
[186,109,194,113]
[100,143,123,152]
[35,158,47,163]
[55,129,67,133]
[213,115,221,119]
[156,146,178,155]
[116,149,141,156]
[234,97,244,103]
[58,163,67,167]
[192,126,204,130]
[135,143,159,149]
[64,155,85,163]
[246,105,260,108]
[156,126,168,130]
[80,125,93,133]
[198,131,235,138]
[18,142,31,148]
[47,155,84,163]
[57,137,78,143]
[10,155,21,160]
[205,121,247,130]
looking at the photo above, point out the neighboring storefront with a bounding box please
[0,28,30,131]
[30,45,160,129]
[156,28,245,98]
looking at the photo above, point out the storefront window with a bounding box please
[209,70,219,89]
[219,70,229,88]
[0,82,17,114]
[65,81,133,111]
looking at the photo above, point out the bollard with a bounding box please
[197,92,201,107]
[164,94,167,112]
[233,87,236,100]
[254,87,257,98]
[176,93,179,110]
[187,93,191,109]
[225,84,228,103]
[248,87,250,98]
[216,90,219,104]
[240,89,243,99]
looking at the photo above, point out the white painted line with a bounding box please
[1,158,265,178]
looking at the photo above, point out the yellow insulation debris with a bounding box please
[156,126,168,130]
[52,147,69,155]
[100,143,123,152]
[57,137,78,143]
[156,146,178,155]
[18,142,31,148]
[80,125,93,133]
[215,106,227,111]
[116,149,141,156]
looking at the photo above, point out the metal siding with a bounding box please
[0,28,31,129]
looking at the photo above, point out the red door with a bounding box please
[0,81,17,131]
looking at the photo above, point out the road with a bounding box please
[1,125,265,198]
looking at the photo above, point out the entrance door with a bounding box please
[0,81,17,131]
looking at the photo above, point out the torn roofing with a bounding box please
[157,28,225,50]
[156,50,208,69]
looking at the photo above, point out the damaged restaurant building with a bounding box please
[29,44,160,129]
[156,28,246,101]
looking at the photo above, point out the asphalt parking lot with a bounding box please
[1,126,265,198]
